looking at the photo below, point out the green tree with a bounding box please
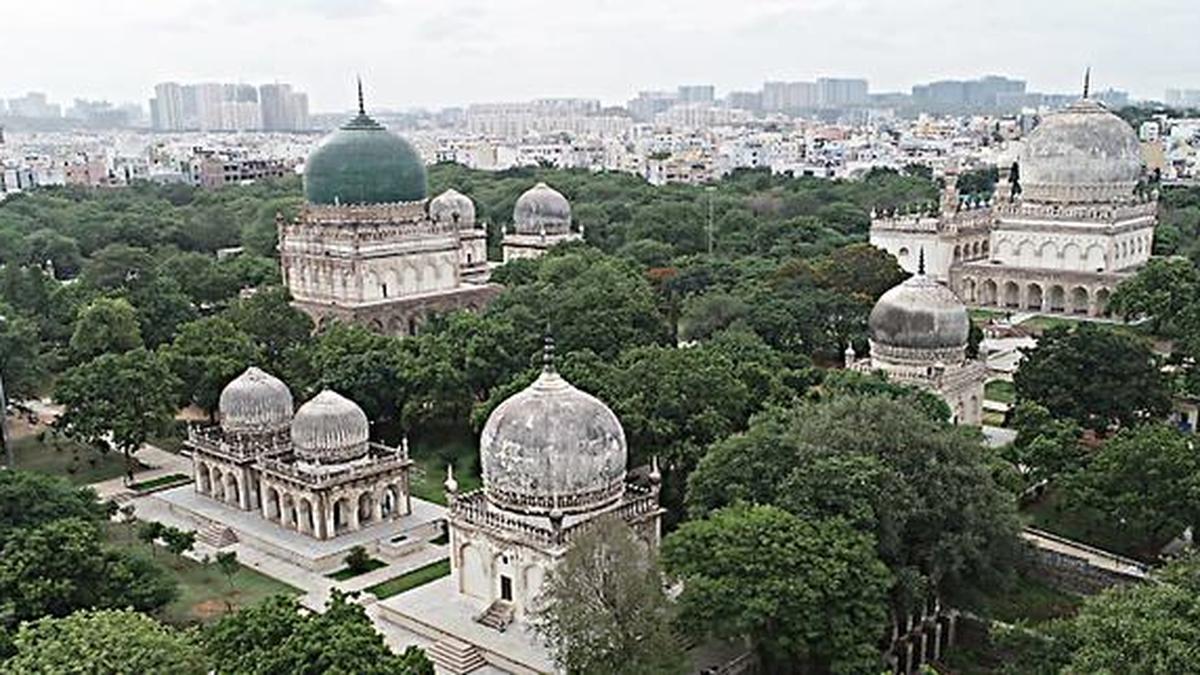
[127,276,199,348]
[22,229,83,279]
[0,471,106,544]
[163,317,262,414]
[677,292,749,342]
[686,396,1020,613]
[534,517,686,675]
[69,296,143,363]
[1063,423,1200,554]
[1107,256,1200,336]
[811,242,908,300]
[205,592,433,675]
[81,243,157,291]
[1058,555,1200,674]
[344,545,373,575]
[137,521,165,554]
[1014,324,1170,431]
[224,286,314,375]
[663,504,892,673]
[162,526,197,559]
[216,551,240,591]
[0,305,45,402]
[0,518,176,629]
[1001,401,1084,486]
[1,609,206,675]
[54,348,181,483]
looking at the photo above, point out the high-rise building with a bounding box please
[151,81,310,131]
[762,81,818,112]
[677,85,715,104]
[627,91,677,122]
[7,92,61,118]
[725,91,763,112]
[912,75,1026,111]
[260,83,311,131]
[1166,89,1200,107]
[817,78,869,108]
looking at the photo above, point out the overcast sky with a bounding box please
[3,0,1197,112]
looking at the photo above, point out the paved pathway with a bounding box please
[88,444,192,500]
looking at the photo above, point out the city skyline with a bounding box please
[2,0,1197,112]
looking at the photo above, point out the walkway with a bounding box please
[88,444,192,500]
[1021,526,1152,581]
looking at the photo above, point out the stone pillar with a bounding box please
[238,469,251,511]
[260,483,272,521]
[373,489,384,522]
[325,499,337,539]
[350,498,361,532]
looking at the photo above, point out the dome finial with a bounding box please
[918,247,926,275]
[1083,66,1090,99]
[542,330,556,373]
[356,76,365,115]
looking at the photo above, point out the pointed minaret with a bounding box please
[357,76,366,115]
[918,247,926,276]
[1083,67,1091,100]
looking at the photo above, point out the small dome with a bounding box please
[869,273,969,352]
[513,182,571,235]
[1020,98,1142,202]
[291,390,370,463]
[480,365,626,515]
[430,188,476,227]
[219,367,293,435]
[303,98,427,205]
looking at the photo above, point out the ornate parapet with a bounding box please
[258,442,411,489]
[996,197,1157,225]
[484,477,626,516]
[449,483,661,550]
[186,424,289,462]
[870,202,994,237]
[1019,180,1144,206]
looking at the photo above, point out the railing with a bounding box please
[450,485,660,548]
[257,442,410,488]
[186,425,287,461]
[1021,526,1152,578]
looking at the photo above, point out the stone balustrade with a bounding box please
[258,442,409,488]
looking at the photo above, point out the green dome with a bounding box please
[303,112,427,205]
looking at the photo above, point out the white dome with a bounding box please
[1020,98,1143,203]
[512,182,571,235]
[430,188,476,227]
[218,367,293,435]
[869,273,970,353]
[480,362,626,515]
[290,390,370,463]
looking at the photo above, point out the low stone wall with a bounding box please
[1022,543,1145,595]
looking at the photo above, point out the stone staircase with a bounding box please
[196,522,238,549]
[474,599,514,632]
[427,636,486,674]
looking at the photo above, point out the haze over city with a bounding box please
[3,0,1198,109]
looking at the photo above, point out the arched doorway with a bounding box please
[1048,285,1065,313]
[980,279,997,306]
[1070,287,1089,315]
[358,492,375,527]
[264,486,281,522]
[196,462,211,495]
[1026,283,1043,311]
[333,498,351,534]
[1003,281,1020,308]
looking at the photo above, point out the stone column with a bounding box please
[238,469,250,511]
[260,482,272,521]
[373,489,384,522]
[350,497,361,532]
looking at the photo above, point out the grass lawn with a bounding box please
[970,308,1006,324]
[982,410,1007,427]
[104,522,300,625]
[9,432,133,485]
[149,420,188,454]
[130,473,192,492]
[1021,488,1161,562]
[327,557,387,581]
[984,380,1016,404]
[365,559,450,599]
[960,572,1082,626]
[406,428,482,506]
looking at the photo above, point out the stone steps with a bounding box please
[196,522,238,549]
[427,636,486,674]
[475,599,514,632]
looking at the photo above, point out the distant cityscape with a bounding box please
[1,73,1198,199]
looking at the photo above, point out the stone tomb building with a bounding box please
[871,94,1156,317]
[501,182,583,263]
[849,259,988,426]
[280,87,498,336]
[187,367,413,541]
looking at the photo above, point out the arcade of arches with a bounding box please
[953,271,1115,317]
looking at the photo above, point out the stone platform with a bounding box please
[147,486,447,572]
[377,577,554,675]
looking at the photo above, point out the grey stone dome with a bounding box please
[430,188,476,228]
[513,182,571,235]
[1020,98,1142,203]
[480,366,627,515]
[291,390,370,463]
[869,273,970,351]
[219,367,293,435]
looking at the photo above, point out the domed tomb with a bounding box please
[291,390,370,464]
[512,182,571,235]
[303,83,427,205]
[1019,98,1143,203]
[480,344,626,515]
[219,367,294,436]
[430,188,476,228]
[869,268,970,359]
